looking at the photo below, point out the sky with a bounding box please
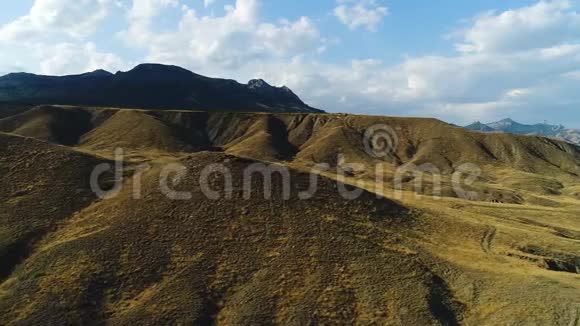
[0,0,579,127]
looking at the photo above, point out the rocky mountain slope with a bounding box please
[0,64,322,113]
[465,118,580,145]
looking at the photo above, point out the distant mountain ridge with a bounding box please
[465,118,579,145]
[0,63,322,113]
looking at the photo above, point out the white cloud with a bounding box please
[334,0,389,32]
[0,0,115,41]
[454,0,580,53]
[433,101,515,123]
[203,0,216,7]
[505,88,531,98]
[128,0,180,20]
[120,0,320,71]
[39,42,127,75]
[261,0,580,126]
[562,70,580,79]
[0,0,127,77]
[0,40,128,76]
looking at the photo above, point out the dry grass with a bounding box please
[0,106,579,325]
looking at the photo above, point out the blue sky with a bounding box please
[1,0,579,127]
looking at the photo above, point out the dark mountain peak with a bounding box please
[465,121,496,132]
[1,72,37,80]
[245,78,306,108]
[1,70,112,82]
[247,79,296,95]
[247,79,294,94]
[462,118,579,145]
[280,85,294,93]
[87,69,112,76]
[498,118,516,124]
[536,121,565,130]
[486,118,522,130]
[247,78,272,89]
[117,63,203,80]
[128,63,192,73]
[489,118,517,126]
[0,63,322,113]
[77,69,113,79]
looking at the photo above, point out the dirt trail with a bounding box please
[481,227,497,254]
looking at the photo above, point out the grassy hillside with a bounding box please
[2,106,577,204]
[0,106,578,325]
[0,103,35,119]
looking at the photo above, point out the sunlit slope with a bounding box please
[2,106,578,203]
[0,106,579,325]
[0,133,114,281]
[1,148,461,325]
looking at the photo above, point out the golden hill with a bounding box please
[0,106,579,325]
[2,106,577,203]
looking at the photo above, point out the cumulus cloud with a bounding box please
[284,0,580,125]
[39,42,127,75]
[0,0,115,41]
[119,0,321,71]
[0,0,127,76]
[454,0,580,53]
[562,70,580,80]
[0,41,127,76]
[128,0,180,20]
[334,0,389,32]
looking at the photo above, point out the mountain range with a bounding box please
[465,118,580,145]
[0,63,322,113]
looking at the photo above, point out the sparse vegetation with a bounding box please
[0,106,579,325]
